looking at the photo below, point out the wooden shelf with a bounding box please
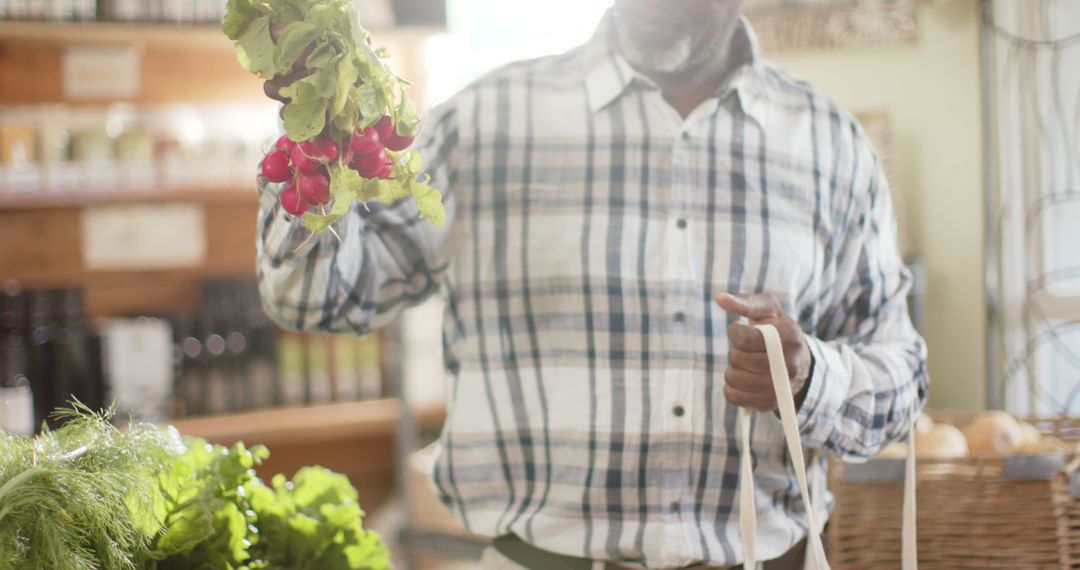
[0,21,443,52]
[0,187,257,209]
[0,21,233,51]
[168,399,446,447]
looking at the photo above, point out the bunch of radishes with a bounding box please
[260,115,416,216]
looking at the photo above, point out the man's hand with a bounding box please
[715,292,813,412]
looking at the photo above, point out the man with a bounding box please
[257,0,929,568]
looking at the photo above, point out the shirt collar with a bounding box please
[583,11,767,126]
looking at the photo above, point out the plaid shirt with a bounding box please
[257,14,928,569]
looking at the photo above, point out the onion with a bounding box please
[916,423,969,459]
[1017,435,1066,454]
[914,414,935,436]
[1016,421,1043,446]
[962,411,1023,455]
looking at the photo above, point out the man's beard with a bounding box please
[612,1,733,76]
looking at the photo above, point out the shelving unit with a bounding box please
[0,21,231,50]
[170,398,446,447]
[0,186,254,209]
[1,16,447,561]
[0,20,442,49]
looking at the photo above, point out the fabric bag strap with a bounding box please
[736,324,917,569]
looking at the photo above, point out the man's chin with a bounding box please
[618,38,698,76]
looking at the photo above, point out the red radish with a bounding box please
[373,115,394,140]
[376,155,395,179]
[351,148,389,178]
[275,135,296,154]
[382,131,415,152]
[350,127,382,156]
[290,144,322,174]
[297,171,331,205]
[280,186,308,216]
[260,150,292,183]
[305,136,340,163]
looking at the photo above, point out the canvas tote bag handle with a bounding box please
[737,324,918,570]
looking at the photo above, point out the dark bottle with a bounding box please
[201,281,232,416]
[25,290,60,427]
[176,315,206,417]
[240,279,279,410]
[219,281,251,413]
[167,316,187,418]
[1,283,35,435]
[56,289,106,413]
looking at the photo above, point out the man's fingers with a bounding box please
[724,384,776,412]
[715,292,783,321]
[728,348,770,374]
[724,367,769,392]
[727,322,766,352]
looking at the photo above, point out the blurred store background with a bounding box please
[1,0,1078,568]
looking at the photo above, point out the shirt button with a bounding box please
[676,219,688,229]
[673,311,686,324]
[673,405,685,417]
[670,500,682,514]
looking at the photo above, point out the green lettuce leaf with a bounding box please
[273,21,320,73]
[246,467,390,570]
[283,82,328,141]
[304,42,337,70]
[410,179,446,228]
[222,0,257,39]
[355,83,384,127]
[148,440,268,568]
[376,179,411,204]
[332,94,359,133]
[302,213,335,233]
[333,56,360,116]
[329,163,362,212]
[235,16,277,77]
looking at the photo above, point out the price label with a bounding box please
[62,46,141,100]
[81,203,206,270]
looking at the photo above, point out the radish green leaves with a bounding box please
[224,0,445,232]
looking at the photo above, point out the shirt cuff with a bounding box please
[797,336,848,450]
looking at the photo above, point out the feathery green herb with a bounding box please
[0,405,391,570]
[0,404,181,570]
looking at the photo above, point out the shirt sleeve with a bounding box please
[795,126,929,460]
[256,101,459,336]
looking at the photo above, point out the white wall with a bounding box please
[768,0,986,410]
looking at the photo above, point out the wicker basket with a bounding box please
[828,413,1080,570]
[1052,456,1080,568]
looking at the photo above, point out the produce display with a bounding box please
[874,410,1072,460]
[915,423,969,459]
[223,0,445,234]
[0,405,391,569]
